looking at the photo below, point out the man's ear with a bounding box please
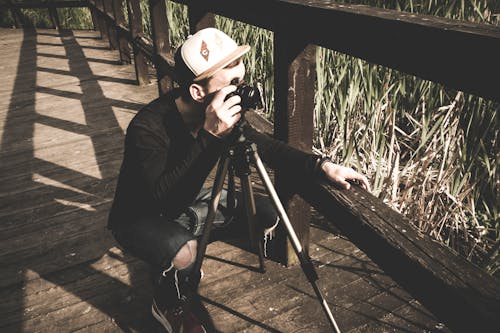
[189,83,206,102]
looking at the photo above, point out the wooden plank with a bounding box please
[1,0,89,9]
[102,0,118,50]
[0,140,122,191]
[348,298,450,333]
[1,247,141,314]
[112,0,131,65]
[0,161,119,220]
[126,0,150,86]
[173,0,500,102]
[1,254,153,332]
[94,0,110,43]
[148,0,174,96]
[199,229,358,295]
[48,0,61,30]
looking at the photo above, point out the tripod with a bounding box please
[189,121,342,333]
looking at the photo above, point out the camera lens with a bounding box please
[225,81,264,110]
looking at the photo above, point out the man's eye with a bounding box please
[225,57,242,69]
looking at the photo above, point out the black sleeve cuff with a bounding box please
[313,155,332,179]
[197,128,224,150]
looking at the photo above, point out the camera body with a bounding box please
[225,82,264,110]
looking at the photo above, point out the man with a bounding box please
[108,27,370,333]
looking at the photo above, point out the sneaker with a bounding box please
[152,298,207,333]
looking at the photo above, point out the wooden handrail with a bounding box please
[2,0,88,9]
[174,0,500,103]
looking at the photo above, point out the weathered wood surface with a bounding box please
[1,0,88,9]
[1,28,451,332]
[273,35,316,265]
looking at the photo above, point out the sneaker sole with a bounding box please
[151,299,174,333]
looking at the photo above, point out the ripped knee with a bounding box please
[172,239,197,270]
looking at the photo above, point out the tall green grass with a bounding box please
[0,3,93,29]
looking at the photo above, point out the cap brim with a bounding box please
[194,45,251,82]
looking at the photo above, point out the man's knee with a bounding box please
[172,239,197,270]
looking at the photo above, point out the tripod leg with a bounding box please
[239,174,266,273]
[190,155,231,289]
[251,148,342,333]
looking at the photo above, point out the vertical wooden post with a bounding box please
[103,0,118,50]
[89,1,100,31]
[112,0,131,64]
[48,0,61,30]
[95,0,110,42]
[148,0,173,96]
[188,7,215,33]
[273,31,316,266]
[126,0,150,86]
[9,1,23,28]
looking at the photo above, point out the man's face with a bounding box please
[205,57,246,94]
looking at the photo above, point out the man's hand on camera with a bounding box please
[322,162,371,192]
[204,85,242,138]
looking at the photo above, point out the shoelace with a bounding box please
[263,216,279,257]
[162,263,181,300]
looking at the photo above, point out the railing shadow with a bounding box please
[0,27,158,332]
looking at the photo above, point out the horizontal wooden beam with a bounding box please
[88,2,176,83]
[173,0,500,102]
[2,0,89,9]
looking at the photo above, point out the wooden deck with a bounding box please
[0,28,453,332]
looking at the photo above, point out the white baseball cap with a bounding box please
[180,28,250,82]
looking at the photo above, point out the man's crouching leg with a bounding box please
[155,240,198,306]
[152,240,210,333]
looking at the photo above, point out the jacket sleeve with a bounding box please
[126,122,224,206]
[241,121,321,180]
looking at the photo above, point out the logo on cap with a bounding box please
[200,40,209,61]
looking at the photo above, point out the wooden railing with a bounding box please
[5,0,499,332]
[2,0,87,30]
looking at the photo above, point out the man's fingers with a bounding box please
[229,112,242,125]
[337,177,351,190]
[213,85,237,105]
[350,173,371,192]
[355,174,370,191]
[361,176,371,191]
[224,94,240,106]
[228,104,242,116]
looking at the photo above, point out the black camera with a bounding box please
[225,81,264,110]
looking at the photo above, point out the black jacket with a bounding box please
[108,91,321,229]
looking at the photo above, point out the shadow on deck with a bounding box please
[0,28,450,332]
